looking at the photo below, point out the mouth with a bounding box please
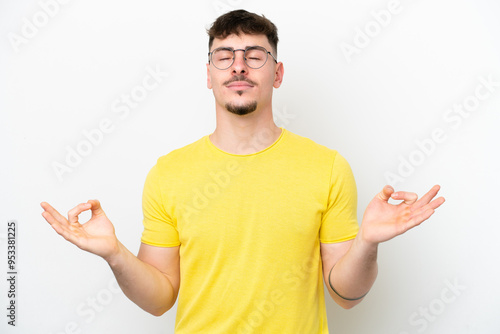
[226,81,254,91]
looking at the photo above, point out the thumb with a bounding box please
[377,185,394,202]
[87,199,105,217]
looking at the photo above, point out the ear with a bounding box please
[207,63,212,89]
[273,62,284,88]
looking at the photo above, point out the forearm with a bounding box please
[326,232,378,309]
[105,241,177,316]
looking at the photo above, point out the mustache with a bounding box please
[223,75,257,86]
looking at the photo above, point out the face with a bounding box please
[207,33,284,116]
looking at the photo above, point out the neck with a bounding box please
[209,104,282,155]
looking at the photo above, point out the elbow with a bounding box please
[145,298,177,317]
[339,302,357,310]
[148,304,172,317]
[336,299,363,310]
[150,309,168,317]
[147,288,179,316]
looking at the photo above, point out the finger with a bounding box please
[377,185,394,202]
[67,203,92,224]
[414,185,441,208]
[408,196,445,227]
[42,211,76,240]
[41,210,70,238]
[40,202,69,226]
[391,191,418,205]
[428,196,445,210]
[407,207,436,229]
[413,196,446,215]
[41,202,86,246]
[42,210,82,245]
[87,199,105,217]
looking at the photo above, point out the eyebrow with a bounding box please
[213,45,261,51]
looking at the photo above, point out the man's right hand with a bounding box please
[40,200,120,262]
[40,199,180,315]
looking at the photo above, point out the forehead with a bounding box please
[211,33,271,51]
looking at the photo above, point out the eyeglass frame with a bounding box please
[208,46,278,70]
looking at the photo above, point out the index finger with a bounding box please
[87,199,105,217]
[377,185,395,202]
[67,202,92,224]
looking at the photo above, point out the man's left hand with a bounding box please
[360,185,445,245]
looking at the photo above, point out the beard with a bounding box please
[225,100,258,116]
[222,75,258,116]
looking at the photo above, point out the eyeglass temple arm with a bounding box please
[268,52,278,63]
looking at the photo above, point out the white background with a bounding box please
[1,0,499,333]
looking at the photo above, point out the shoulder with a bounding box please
[155,135,207,167]
[283,129,339,159]
[282,130,355,176]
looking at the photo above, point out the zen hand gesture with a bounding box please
[360,185,445,245]
[40,200,119,261]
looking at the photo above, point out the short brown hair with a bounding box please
[207,9,279,56]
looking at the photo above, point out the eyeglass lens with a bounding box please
[211,47,268,69]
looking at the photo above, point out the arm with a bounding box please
[321,238,377,309]
[40,200,180,316]
[108,242,180,316]
[321,185,445,309]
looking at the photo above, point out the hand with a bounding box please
[40,200,119,261]
[360,185,445,245]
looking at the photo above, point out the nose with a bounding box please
[231,49,248,73]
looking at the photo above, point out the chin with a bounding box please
[225,100,258,116]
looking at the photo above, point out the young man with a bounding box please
[41,10,445,333]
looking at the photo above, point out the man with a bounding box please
[41,9,445,333]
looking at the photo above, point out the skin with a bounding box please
[40,32,445,315]
[321,184,445,308]
[207,33,284,154]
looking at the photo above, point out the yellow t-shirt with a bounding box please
[141,128,359,333]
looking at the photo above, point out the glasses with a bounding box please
[208,46,278,70]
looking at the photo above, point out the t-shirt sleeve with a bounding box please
[319,152,359,243]
[140,163,181,247]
